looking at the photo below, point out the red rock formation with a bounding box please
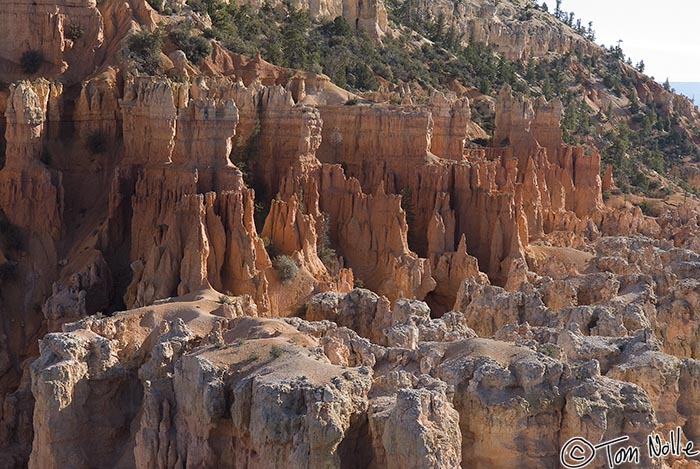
[309,85,607,289]
[0,79,64,312]
[6,2,700,468]
[237,0,388,39]
[120,77,179,165]
[430,235,488,314]
[261,195,327,277]
[253,86,322,198]
[0,80,65,466]
[74,72,121,148]
[115,77,276,312]
[602,164,614,193]
[42,250,113,332]
[28,311,371,469]
[316,165,436,301]
[410,0,598,61]
[127,182,272,312]
[427,92,471,161]
[0,0,104,85]
[316,102,433,175]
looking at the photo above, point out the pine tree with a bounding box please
[281,8,312,70]
[663,78,671,92]
[586,21,595,41]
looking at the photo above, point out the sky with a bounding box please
[539,0,700,82]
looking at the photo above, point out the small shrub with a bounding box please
[317,215,339,272]
[167,70,187,83]
[272,255,299,284]
[146,0,164,11]
[538,344,558,357]
[344,98,359,106]
[87,131,108,154]
[218,294,236,305]
[170,26,212,64]
[354,278,364,289]
[127,29,163,75]
[269,345,284,359]
[349,63,378,91]
[66,24,84,40]
[637,201,654,217]
[184,35,211,63]
[230,119,261,185]
[20,50,44,74]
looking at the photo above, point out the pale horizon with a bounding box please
[538,0,700,83]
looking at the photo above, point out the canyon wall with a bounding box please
[402,0,598,61]
[0,0,104,85]
[238,0,388,39]
[3,2,700,466]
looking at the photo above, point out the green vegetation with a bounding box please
[66,24,84,40]
[169,24,212,63]
[20,50,44,75]
[146,0,164,11]
[218,294,237,305]
[272,255,299,284]
[192,1,284,63]
[400,187,419,251]
[601,105,699,196]
[144,1,699,196]
[381,1,699,195]
[317,214,339,272]
[538,343,559,357]
[635,200,655,217]
[230,120,261,187]
[127,29,163,75]
[269,345,284,358]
